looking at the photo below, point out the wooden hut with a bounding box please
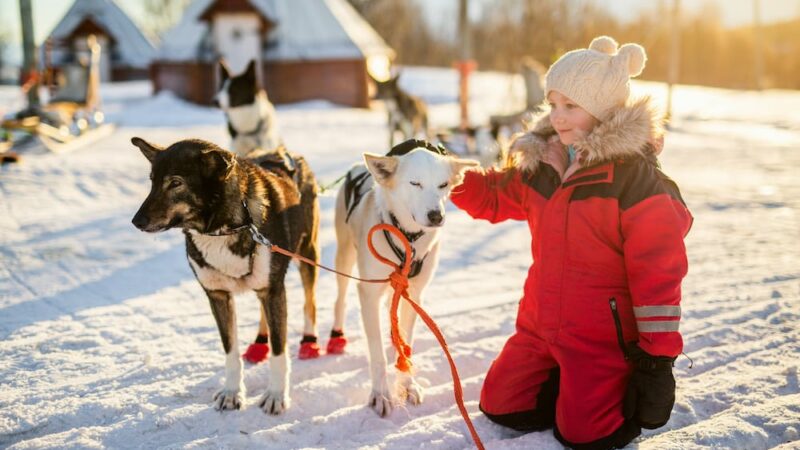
[151,0,394,107]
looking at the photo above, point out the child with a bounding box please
[451,36,692,449]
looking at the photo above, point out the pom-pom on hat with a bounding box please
[545,36,647,121]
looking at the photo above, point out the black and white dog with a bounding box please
[131,137,321,414]
[215,60,281,157]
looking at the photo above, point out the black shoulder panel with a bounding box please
[570,157,686,210]
[521,165,560,200]
[616,158,687,210]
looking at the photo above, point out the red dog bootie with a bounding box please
[326,329,347,355]
[242,342,270,364]
[298,335,321,360]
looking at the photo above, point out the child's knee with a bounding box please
[479,367,560,432]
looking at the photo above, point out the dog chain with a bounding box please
[249,224,273,248]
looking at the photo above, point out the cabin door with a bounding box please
[212,14,262,77]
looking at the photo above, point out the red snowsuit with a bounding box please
[451,98,693,447]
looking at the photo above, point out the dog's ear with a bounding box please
[364,153,398,185]
[449,157,480,183]
[219,60,230,83]
[131,137,163,163]
[244,60,257,83]
[202,147,237,180]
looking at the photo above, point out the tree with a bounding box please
[0,29,8,82]
[347,0,455,66]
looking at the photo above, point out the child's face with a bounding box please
[547,91,599,145]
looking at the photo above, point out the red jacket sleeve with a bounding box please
[450,168,529,223]
[621,184,693,358]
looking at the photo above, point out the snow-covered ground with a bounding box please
[1,67,798,449]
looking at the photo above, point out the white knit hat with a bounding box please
[545,36,647,121]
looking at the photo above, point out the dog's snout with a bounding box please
[427,210,443,226]
[132,213,149,230]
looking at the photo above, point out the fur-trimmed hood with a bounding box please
[510,96,664,174]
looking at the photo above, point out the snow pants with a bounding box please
[479,326,642,449]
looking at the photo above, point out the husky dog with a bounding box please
[215,60,281,157]
[374,74,429,149]
[131,137,320,414]
[327,139,478,417]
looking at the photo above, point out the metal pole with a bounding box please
[666,0,680,123]
[19,0,40,108]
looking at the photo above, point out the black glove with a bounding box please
[623,344,677,429]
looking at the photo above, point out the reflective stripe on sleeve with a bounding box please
[637,320,680,333]
[634,305,681,318]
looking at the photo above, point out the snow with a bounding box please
[1,67,799,449]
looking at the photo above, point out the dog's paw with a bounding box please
[212,388,244,411]
[242,342,269,364]
[326,335,347,354]
[298,336,321,360]
[397,380,425,406]
[368,389,395,417]
[259,390,290,415]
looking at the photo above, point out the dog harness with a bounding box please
[252,146,301,189]
[382,212,427,278]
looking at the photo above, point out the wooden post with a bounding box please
[19,0,40,109]
[456,0,476,131]
[666,0,681,123]
[753,0,764,90]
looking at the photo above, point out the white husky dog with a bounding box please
[327,139,478,417]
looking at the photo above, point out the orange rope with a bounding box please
[268,224,485,450]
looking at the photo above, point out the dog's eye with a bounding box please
[438,182,448,189]
[410,181,422,188]
[167,179,183,190]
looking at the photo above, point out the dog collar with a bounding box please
[238,200,274,248]
[203,224,251,236]
[201,200,256,238]
[388,213,424,243]
[382,213,427,278]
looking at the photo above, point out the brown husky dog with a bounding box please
[374,73,429,148]
[131,137,320,415]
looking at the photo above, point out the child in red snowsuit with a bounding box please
[451,37,693,449]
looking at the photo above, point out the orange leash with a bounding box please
[263,224,484,449]
[366,224,485,450]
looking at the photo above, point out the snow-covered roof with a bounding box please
[47,0,156,69]
[157,0,394,62]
